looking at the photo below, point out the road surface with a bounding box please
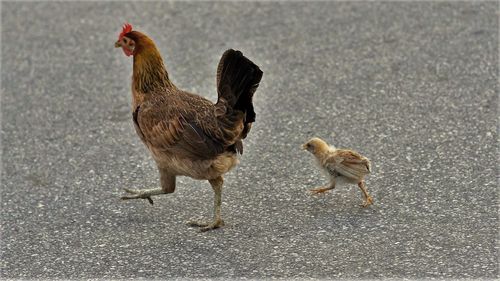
[1,2,498,279]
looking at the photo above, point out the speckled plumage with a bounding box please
[116,28,262,231]
[303,137,373,207]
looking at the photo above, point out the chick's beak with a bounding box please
[114,41,121,48]
[301,143,308,150]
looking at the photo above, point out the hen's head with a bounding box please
[115,23,158,58]
[115,23,135,56]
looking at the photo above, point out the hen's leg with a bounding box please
[121,188,162,205]
[188,176,225,232]
[358,180,373,207]
[310,179,336,194]
[121,168,175,205]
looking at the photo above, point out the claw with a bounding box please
[309,186,331,194]
[187,219,224,232]
[123,188,134,194]
[200,223,222,232]
[361,197,373,207]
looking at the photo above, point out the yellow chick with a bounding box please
[302,137,373,207]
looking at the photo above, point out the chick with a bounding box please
[302,137,373,207]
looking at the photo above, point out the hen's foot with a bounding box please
[121,188,166,205]
[187,219,225,232]
[361,196,373,207]
[309,186,334,194]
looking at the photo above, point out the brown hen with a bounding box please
[115,24,263,231]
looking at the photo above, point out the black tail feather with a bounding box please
[215,49,263,126]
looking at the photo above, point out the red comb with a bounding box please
[119,23,133,39]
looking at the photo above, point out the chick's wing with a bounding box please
[325,150,371,180]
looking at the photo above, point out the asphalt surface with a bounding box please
[1,2,498,280]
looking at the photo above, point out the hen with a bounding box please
[115,24,263,231]
[303,137,373,207]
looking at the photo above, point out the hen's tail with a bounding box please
[214,49,263,151]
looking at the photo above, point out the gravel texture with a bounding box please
[1,2,498,279]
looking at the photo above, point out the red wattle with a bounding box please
[122,47,133,57]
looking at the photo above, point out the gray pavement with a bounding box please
[1,1,498,279]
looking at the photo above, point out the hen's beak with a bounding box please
[114,41,121,48]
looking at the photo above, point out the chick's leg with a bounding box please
[121,169,175,205]
[358,180,373,207]
[188,176,225,232]
[310,179,336,194]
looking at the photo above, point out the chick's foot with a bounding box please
[361,196,373,207]
[309,186,334,194]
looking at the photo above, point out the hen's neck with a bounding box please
[132,47,175,93]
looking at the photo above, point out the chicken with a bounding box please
[114,23,263,231]
[302,137,373,207]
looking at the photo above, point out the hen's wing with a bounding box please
[325,149,371,180]
[134,96,225,160]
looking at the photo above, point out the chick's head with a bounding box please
[302,137,332,155]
